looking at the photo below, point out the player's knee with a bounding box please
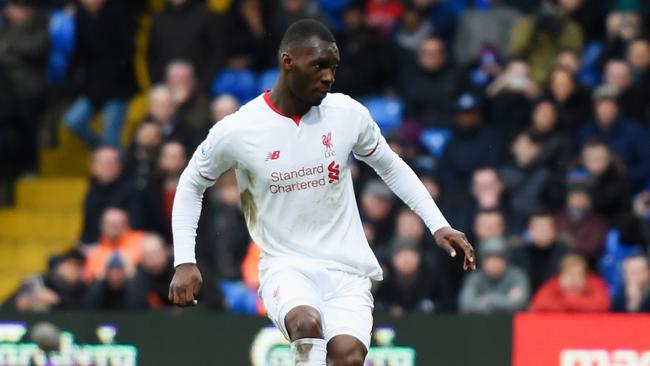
[285,306,323,339]
[327,336,366,366]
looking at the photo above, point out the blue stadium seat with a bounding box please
[211,68,258,103]
[219,280,259,314]
[598,228,644,297]
[317,0,348,31]
[578,42,604,88]
[47,10,76,85]
[363,97,404,134]
[420,128,453,158]
[257,68,279,94]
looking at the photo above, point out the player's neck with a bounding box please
[268,85,311,117]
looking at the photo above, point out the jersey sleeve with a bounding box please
[172,120,237,266]
[351,106,382,159]
[352,106,451,235]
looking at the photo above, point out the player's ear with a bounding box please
[280,52,293,71]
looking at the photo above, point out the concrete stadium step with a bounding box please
[0,209,82,242]
[40,148,91,177]
[15,178,88,210]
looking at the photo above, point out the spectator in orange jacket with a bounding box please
[530,254,610,312]
[84,207,145,283]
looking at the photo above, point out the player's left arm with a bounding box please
[353,108,476,270]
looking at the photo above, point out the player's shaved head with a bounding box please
[279,19,336,54]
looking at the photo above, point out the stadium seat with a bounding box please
[47,10,76,85]
[598,228,644,297]
[317,0,348,31]
[211,68,258,103]
[420,128,453,158]
[578,42,603,88]
[363,97,404,134]
[257,69,279,94]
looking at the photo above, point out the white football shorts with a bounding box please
[259,259,374,349]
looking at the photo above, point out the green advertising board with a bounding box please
[0,312,511,365]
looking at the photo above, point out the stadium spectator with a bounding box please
[126,122,162,191]
[164,60,211,145]
[63,0,136,149]
[530,254,610,312]
[397,36,458,128]
[393,3,433,55]
[84,253,133,310]
[632,189,650,243]
[374,237,437,315]
[612,254,650,312]
[452,0,520,66]
[509,2,583,87]
[512,210,569,292]
[84,207,145,283]
[472,209,507,244]
[141,141,187,243]
[147,0,222,86]
[125,233,174,309]
[3,249,86,311]
[332,2,392,98]
[527,99,573,174]
[545,67,591,134]
[445,167,509,235]
[458,236,529,314]
[603,60,650,123]
[145,85,195,150]
[627,39,650,111]
[211,94,240,123]
[365,0,403,36]
[555,173,608,265]
[0,0,49,175]
[80,147,142,244]
[487,60,539,138]
[438,92,504,196]
[197,171,250,281]
[500,132,552,230]
[579,139,631,223]
[601,10,643,65]
[360,179,397,245]
[558,0,606,43]
[223,0,271,70]
[268,0,321,58]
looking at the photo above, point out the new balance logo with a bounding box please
[328,161,340,183]
[266,150,281,161]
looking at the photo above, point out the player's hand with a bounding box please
[434,227,476,271]
[169,263,203,307]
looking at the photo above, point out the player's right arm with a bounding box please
[168,119,237,307]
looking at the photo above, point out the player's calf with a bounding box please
[326,335,367,366]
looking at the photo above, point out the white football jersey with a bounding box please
[193,92,384,279]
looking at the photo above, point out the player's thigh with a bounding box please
[322,271,374,350]
[259,267,324,341]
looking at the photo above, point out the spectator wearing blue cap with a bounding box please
[438,92,503,202]
[84,252,133,310]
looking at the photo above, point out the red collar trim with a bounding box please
[263,91,301,126]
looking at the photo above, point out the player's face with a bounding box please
[286,38,340,106]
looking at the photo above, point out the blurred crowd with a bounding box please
[1,0,650,315]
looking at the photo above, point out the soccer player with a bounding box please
[169,19,476,366]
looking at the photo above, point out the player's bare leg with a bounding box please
[326,335,367,366]
[285,306,327,365]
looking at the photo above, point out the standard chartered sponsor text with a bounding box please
[269,163,327,193]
